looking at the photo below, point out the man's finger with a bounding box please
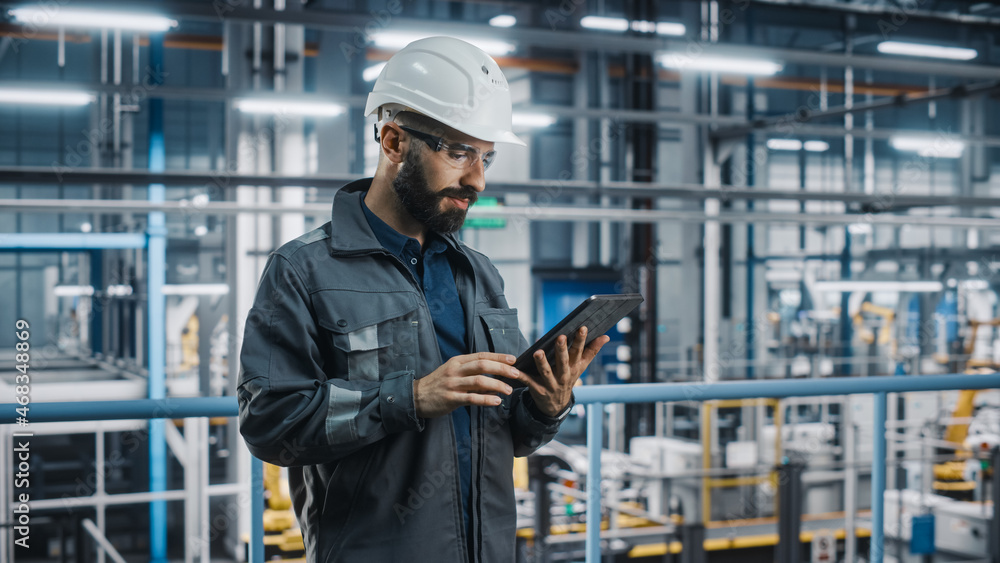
[581,335,611,363]
[470,351,517,364]
[459,359,523,381]
[569,326,588,363]
[457,375,513,395]
[555,335,571,383]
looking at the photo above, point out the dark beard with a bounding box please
[391,147,478,234]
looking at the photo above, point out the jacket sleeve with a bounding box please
[498,300,567,457]
[509,385,572,457]
[237,253,423,467]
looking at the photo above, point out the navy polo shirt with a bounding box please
[360,195,474,540]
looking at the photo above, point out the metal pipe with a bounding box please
[8,199,1000,229]
[715,79,1000,139]
[250,456,264,563]
[586,402,603,563]
[570,373,1000,404]
[82,519,128,563]
[871,391,887,563]
[845,408,857,563]
[14,165,1000,204]
[23,1,999,78]
[147,31,168,563]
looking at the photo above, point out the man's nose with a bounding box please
[461,159,487,193]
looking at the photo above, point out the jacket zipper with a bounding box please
[338,245,473,562]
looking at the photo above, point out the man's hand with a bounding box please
[414,352,520,419]
[526,327,610,417]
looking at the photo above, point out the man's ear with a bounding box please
[380,122,406,164]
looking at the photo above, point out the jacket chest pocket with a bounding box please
[315,290,421,382]
[477,307,522,356]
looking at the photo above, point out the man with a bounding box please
[237,36,608,562]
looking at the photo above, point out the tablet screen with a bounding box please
[514,293,643,378]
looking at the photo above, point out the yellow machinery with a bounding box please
[852,302,897,356]
[241,463,304,559]
[701,399,782,524]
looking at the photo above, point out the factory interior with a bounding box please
[1,0,1000,562]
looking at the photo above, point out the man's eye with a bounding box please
[447,151,470,162]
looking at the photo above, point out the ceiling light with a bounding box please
[107,285,134,297]
[658,54,783,75]
[8,7,178,32]
[848,223,873,235]
[512,112,556,128]
[580,16,630,31]
[803,140,830,152]
[371,32,515,56]
[767,139,802,151]
[890,135,965,158]
[234,98,345,117]
[0,88,93,106]
[363,62,386,82]
[489,14,516,28]
[54,285,95,297]
[162,284,230,296]
[656,22,686,36]
[877,41,977,61]
[813,280,943,293]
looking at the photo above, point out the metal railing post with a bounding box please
[587,402,604,563]
[250,456,265,563]
[871,391,887,563]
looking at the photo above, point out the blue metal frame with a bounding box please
[147,31,168,563]
[4,373,997,563]
[0,233,148,250]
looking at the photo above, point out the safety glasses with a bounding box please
[400,126,497,171]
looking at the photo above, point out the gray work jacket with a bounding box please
[238,180,563,563]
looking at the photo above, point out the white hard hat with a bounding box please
[365,36,525,146]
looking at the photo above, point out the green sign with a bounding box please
[465,197,506,229]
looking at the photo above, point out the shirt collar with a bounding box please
[360,193,450,258]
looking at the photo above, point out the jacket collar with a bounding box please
[328,177,465,255]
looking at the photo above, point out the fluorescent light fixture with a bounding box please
[9,7,178,32]
[655,22,686,36]
[658,54,783,75]
[489,14,516,28]
[363,62,386,82]
[803,140,829,152]
[961,279,990,291]
[107,284,134,297]
[767,139,803,151]
[813,280,943,293]
[890,135,965,158]
[877,41,977,61]
[54,285,95,297]
[580,15,630,31]
[162,284,230,296]
[234,98,345,117]
[848,223,873,235]
[512,112,556,128]
[0,88,93,106]
[581,16,685,35]
[765,269,803,282]
[371,32,515,56]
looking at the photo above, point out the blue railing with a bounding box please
[3,372,999,563]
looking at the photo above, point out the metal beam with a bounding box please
[3,198,1000,228]
[750,0,1000,28]
[1,1,997,78]
[8,169,1000,208]
[0,232,147,249]
[716,80,1000,139]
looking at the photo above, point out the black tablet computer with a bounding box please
[514,293,643,378]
